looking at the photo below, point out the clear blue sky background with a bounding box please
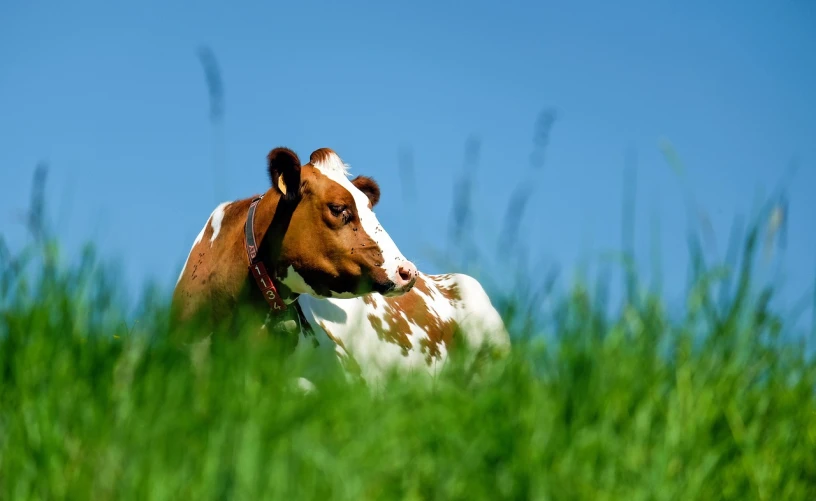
[1,1,814,331]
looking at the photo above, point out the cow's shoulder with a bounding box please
[172,198,259,320]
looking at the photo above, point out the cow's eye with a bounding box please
[328,204,350,221]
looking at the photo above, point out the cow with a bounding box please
[171,145,510,389]
[294,271,512,389]
[171,146,419,352]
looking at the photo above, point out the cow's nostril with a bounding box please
[396,261,417,285]
[399,267,412,282]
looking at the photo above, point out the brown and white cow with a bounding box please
[172,145,509,389]
[294,271,511,389]
[171,146,418,345]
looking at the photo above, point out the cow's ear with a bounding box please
[351,175,380,208]
[267,147,301,202]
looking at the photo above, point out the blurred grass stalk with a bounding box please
[197,45,226,205]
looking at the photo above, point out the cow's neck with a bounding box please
[243,190,318,344]
[247,189,301,307]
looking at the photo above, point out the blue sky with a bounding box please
[1,1,814,330]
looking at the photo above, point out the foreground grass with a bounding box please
[1,229,815,500]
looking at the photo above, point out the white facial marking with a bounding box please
[208,202,231,244]
[311,152,408,285]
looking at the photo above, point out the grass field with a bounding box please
[2,170,816,500]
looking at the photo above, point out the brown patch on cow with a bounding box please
[413,277,432,296]
[429,274,462,302]
[367,312,413,356]
[365,276,459,365]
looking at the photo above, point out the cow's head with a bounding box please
[266,147,418,299]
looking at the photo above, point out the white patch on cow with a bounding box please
[314,155,351,177]
[208,201,231,244]
[311,152,408,290]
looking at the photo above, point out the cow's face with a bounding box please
[268,147,418,299]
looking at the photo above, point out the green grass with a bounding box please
[1,213,815,500]
[2,153,816,499]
